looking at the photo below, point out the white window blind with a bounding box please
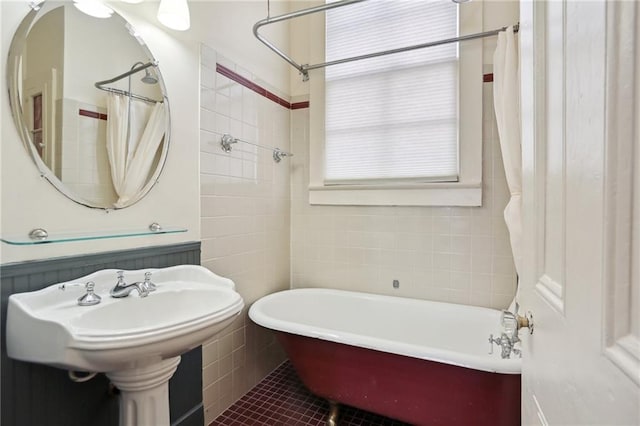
[325,0,459,184]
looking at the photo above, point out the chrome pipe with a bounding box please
[305,24,520,72]
[95,61,163,104]
[253,0,366,80]
[220,134,293,163]
[253,0,519,81]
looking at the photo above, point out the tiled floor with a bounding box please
[210,361,410,426]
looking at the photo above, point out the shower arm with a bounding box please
[95,61,163,104]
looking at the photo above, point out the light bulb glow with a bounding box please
[121,0,144,3]
[73,0,114,18]
[157,0,190,31]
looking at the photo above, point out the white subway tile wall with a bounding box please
[59,99,116,205]
[290,83,517,309]
[199,44,290,424]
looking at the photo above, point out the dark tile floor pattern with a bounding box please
[210,360,411,426]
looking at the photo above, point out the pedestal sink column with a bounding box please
[106,356,181,426]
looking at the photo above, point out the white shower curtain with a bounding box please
[106,93,129,197]
[493,27,523,293]
[106,93,166,208]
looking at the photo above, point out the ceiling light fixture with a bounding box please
[157,0,190,31]
[29,1,45,11]
[73,0,114,18]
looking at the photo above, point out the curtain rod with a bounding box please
[95,61,163,104]
[220,134,293,163]
[254,0,519,82]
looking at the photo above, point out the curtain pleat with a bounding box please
[106,92,166,208]
[493,27,522,305]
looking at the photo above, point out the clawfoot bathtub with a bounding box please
[249,288,521,426]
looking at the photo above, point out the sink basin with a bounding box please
[7,265,244,372]
[6,265,244,426]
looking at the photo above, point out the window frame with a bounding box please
[307,0,484,206]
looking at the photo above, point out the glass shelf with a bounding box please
[1,226,187,246]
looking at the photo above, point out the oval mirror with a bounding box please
[7,1,170,209]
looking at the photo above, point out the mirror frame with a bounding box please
[7,1,171,210]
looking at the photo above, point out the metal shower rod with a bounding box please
[95,61,163,104]
[253,0,519,81]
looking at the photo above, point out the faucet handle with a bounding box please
[502,309,534,335]
[143,271,157,292]
[501,310,518,339]
[489,333,500,355]
[489,332,515,359]
[75,282,102,306]
[488,333,501,355]
[116,270,125,281]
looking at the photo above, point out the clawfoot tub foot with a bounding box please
[327,400,339,426]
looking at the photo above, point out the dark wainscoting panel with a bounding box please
[1,242,204,426]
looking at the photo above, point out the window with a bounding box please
[308,0,483,206]
[325,1,458,183]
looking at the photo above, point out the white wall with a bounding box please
[23,4,64,95]
[59,100,116,205]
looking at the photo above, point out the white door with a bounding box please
[518,0,640,425]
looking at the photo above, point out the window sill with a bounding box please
[308,182,482,206]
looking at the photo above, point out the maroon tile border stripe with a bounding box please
[79,109,107,120]
[291,101,310,110]
[215,63,492,108]
[216,63,309,110]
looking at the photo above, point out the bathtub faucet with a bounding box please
[110,271,150,298]
[488,333,521,359]
[488,307,534,358]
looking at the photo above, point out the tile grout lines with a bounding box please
[210,360,410,426]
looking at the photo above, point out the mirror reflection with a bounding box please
[8,2,169,209]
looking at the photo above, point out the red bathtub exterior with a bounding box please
[277,332,521,426]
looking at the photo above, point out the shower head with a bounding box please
[130,61,158,85]
[141,69,158,85]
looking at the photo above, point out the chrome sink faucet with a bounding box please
[110,271,150,298]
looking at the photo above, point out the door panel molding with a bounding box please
[535,274,564,313]
[602,0,640,386]
[534,0,567,315]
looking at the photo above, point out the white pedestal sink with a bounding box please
[6,265,244,426]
